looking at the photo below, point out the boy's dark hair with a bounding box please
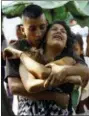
[22,4,43,18]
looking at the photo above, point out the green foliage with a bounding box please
[2,1,89,27]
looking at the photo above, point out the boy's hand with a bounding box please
[44,64,68,88]
[4,47,22,59]
[54,93,70,109]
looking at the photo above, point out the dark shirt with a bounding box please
[5,40,31,82]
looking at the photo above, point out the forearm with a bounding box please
[8,78,56,100]
[20,53,51,79]
[4,47,51,79]
[19,63,48,93]
[66,65,89,80]
[47,63,89,80]
[63,75,82,85]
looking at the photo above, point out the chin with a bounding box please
[53,42,62,46]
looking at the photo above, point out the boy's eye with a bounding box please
[29,26,36,31]
[40,25,46,30]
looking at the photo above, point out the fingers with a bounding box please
[50,74,60,87]
[44,72,53,88]
[4,49,13,58]
[50,77,55,87]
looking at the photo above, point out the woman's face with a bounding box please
[46,24,67,50]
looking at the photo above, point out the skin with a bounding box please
[5,23,84,91]
[7,14,70,108]
[16,25,24,40]
[5,18,89,109]
[73,42,83,56]
[21,14,47,47]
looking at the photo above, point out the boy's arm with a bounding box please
[8,77,69,108]
[20,53,51,79]
[44,63,89,87]
[6,57,69,108]
[4,47,51,79]
[19,63,46,93]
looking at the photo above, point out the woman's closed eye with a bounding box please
[51,27,58,31]
[61,29,67,34]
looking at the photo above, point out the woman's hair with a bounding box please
[41,20,75,57]
[40,20,86,65]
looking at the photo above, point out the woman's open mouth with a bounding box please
[53,34,63,40]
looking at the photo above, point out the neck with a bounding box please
[45,45,62,61]
[27,40,39,48]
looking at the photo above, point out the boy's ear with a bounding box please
[20,25,25,36]
[46,20,49,26]
[80,50,83,55]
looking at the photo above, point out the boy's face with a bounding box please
[22,14,47,47]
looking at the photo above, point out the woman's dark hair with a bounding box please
[40,20,86,65]
[41,20,75,57]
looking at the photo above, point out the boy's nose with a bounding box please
[36,29,42,38]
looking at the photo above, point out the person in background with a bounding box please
[16,24,25,40]
[73,33,89,114]
[86,31,89,57]
[73,33,89,67]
